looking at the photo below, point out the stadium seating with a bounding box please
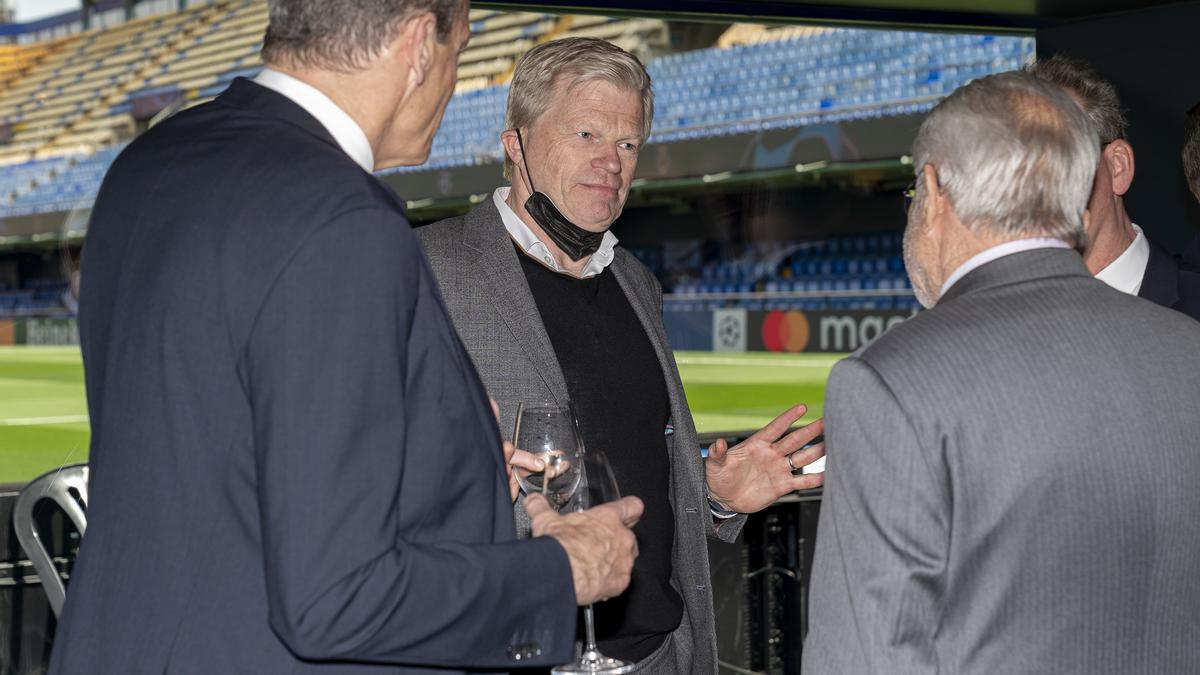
[0,1,671,207]
[0,3,1028,263]
[0,4,218,164]
[0,40,65,90]
[648,30,1032,141]
[629,233,920,312]
[0,155,70,207]
[6,145,124,216]
[0,277,69,317]
[385,28,1032,173]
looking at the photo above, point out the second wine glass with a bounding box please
[553,450,635,675]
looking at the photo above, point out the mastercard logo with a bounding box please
[762,310,811,352]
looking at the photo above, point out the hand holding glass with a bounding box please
[513,403,582,509]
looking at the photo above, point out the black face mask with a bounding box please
[515,129,606,262]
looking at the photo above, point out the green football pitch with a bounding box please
[0,346,91,485]
[0,346,842,485]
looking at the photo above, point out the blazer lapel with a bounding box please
[611,253,676,392]
[461,199,571,407]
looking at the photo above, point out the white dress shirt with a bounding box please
[940,238,1073,299]
[493,187,618,278]
[1094,223,1150,296]
[253,69,374,173]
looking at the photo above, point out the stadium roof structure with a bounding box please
[478,0,1181,32]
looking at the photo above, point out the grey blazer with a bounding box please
[417,197,745,673]
[803,248,1200,674]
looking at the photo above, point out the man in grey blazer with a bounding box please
[418,38,825,672]
[803,71,1200,674]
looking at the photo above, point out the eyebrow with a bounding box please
[562,114,643,136]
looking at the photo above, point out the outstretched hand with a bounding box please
[705,403,825,514]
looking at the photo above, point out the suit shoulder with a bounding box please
[417,213,463,242]
[1177,262,1200,315]
[131,98,380,199]
[851,304,937,360]
[1138,285,1200,335]
[414,215,468,264]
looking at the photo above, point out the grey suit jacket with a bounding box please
[417,197,745,673]
[803,247,1200,674]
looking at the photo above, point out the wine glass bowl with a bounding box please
[513,403,582,510]
[576,450,621,511]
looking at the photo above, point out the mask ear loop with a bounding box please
[514,128,538,194]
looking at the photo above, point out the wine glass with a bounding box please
[553,450,635,675]
[512,402,583,509]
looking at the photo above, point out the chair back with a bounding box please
[12,464,89,618]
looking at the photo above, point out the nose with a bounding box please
[593,143,621,175]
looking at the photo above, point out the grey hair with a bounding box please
[261,0,467,73]
[1184,102,1200,203]
[504,37,654,179]
[1024,54,1128,144]
[912,71,1100,248]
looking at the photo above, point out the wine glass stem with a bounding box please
[583,604,598,652]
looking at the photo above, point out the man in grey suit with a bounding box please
[418,38,825,672]
[803,71,1200,674]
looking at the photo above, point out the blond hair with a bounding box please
[504,37,653,179]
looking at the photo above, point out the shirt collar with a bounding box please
[940,237,1073,299]
[253,69,375,173]
[1094,223,1150,296]
[493,186,618,278]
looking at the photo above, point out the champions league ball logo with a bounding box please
[713,309,747,352]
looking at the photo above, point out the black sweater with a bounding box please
[516,244,683,662]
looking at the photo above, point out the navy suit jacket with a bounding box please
[1139,238,1200,322]
[50,79,576,674]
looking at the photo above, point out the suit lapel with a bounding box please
[611,254,678,404]
[461,199,571,407]
[611,253,692,479]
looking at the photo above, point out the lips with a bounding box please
[580,183,619,197]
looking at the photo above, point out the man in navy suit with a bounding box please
[49,2,642,673]
[1027,55,1200,321]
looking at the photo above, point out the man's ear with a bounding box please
[393,11,436,88]
[920,163,943,231]
[500,129,522,167]
[1104,139,1135,196]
